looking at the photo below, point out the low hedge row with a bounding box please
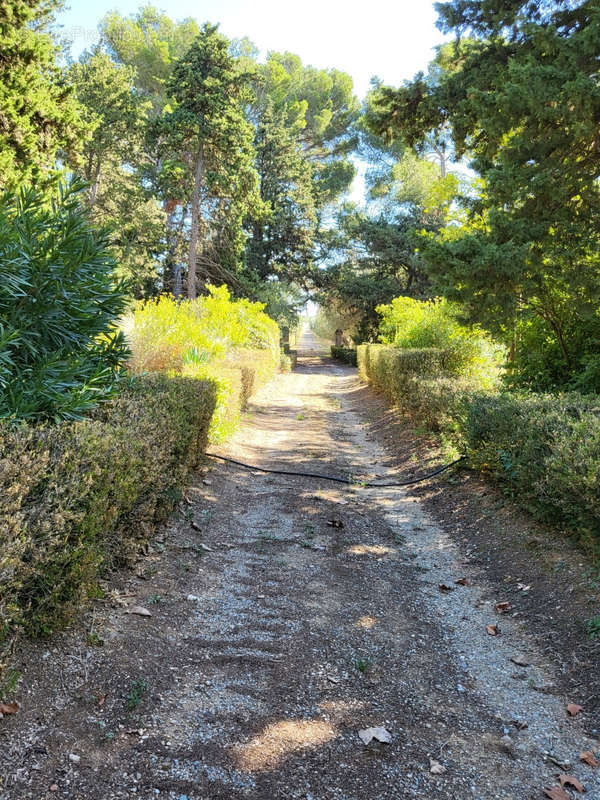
[358,344,600,550]
[182,347,279,442]
[330,346,358,366]
[0,374,216,644]
[465,392,600,547]
[1,338,281,649]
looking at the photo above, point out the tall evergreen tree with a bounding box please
[152,24,260,298]
[246,101,317,288]
[68,50,165,297]
[0,0,81,189]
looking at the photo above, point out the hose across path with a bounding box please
[205,452,465,488]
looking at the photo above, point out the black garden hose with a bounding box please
[205,452,465,488]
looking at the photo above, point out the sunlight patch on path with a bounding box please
[233,718,337,772]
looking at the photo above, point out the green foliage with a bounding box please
[245,100,317,287]
[330,347,358,367]
[126,678,149,710]
[357,343,488,435]
[125,285,279,441]
[68,49,166,298]
[376,297,503,384]
[368,3,600,389]
[0,0,82,190]
[152,23,260,298]
[465,391,600,551]
[0,181,130,422]
[100,6,201,113]
[358,341,600,552]
[0,374,216,644]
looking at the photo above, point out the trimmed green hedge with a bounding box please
[0,374,216,643]
[465,392,600,546]
[331,346,358,366]
[357,344,480,430]
[358,343,600,550]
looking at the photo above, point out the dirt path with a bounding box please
[1,330,599,800]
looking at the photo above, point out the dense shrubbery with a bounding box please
[330,346,357,366]
[0,182,130,422]
[465,392,600,549]
[376,297,503,385]
[357,344,488,435]
[1,271,280,647]
[358,342,600,551]
[126,286,280,440]
[0,375,216,644]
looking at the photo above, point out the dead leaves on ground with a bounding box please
[494,601,512,614]
[358,726,391,745]
[455,577,471,586]
[567,703,583,717]
[438,583,455,593]
[485,624,500,636]
[327,519,344,528]
[559,774,585,793]
[580,750,598,768]
[543,787,570,800]
[0,701,19,717]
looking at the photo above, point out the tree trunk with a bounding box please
[187,143,205,300]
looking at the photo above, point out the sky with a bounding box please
[57,0,446,100]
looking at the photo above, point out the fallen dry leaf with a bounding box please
[494,601,512,614]
[455,577,471,586]
[517,582,531,592]
[580,750,598,768]
[327,519,344,528]
[126,606,152,617]
[567,703,583,717]
[510,654,530,667]
[358,726,392,745]
[429,759,446,775]
[0,701,19,716]
[438,583,455,592]
[543,787,570,800]
[559,774,585,793]
[485,624,500,636]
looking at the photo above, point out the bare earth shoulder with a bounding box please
[1,330,598,800]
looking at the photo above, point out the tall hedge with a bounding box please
[358,343,600,551]
[0,374,216,643]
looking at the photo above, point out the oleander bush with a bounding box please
[0,375,216,645]
[0,181,130,422]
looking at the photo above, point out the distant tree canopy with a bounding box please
[368,0,600,389]
[1,1,598,391]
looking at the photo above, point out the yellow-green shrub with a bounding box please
[0,375,216,645]
[126,285,280,375]
[125,286,279,441]
[376,296,503,384]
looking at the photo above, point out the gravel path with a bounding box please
[1,329,598,800]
